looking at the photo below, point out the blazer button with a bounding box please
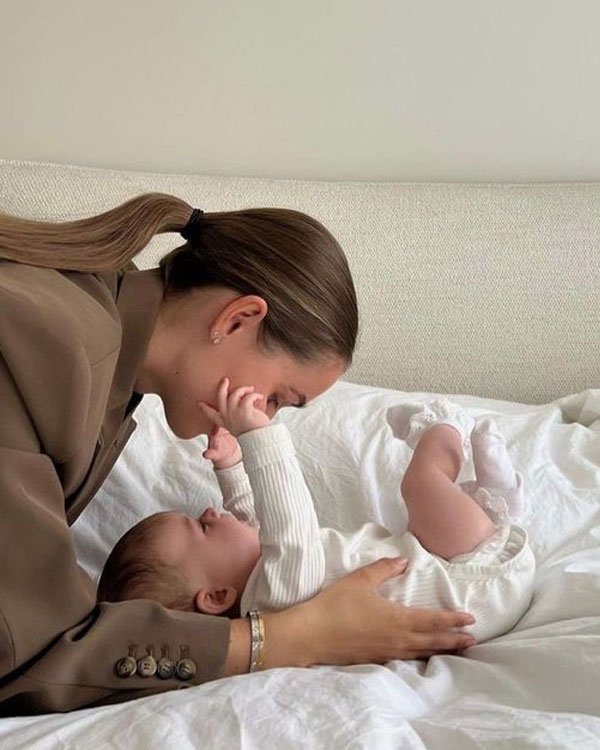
[156,657,176,679]
[175,658,197,681]
[115,656,137,678]
[137,654,158,677]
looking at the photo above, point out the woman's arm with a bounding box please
[221,556,477,675]
[0,356,232,715]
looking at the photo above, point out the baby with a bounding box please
[98,381,535,643]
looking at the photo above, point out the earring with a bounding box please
[211,332,221,345]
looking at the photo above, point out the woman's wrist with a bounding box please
[220,618,252,677]
[259,605,315,669]
[220,604,316,678]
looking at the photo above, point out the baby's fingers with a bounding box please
[410,607,475,633]
[206,424,220,448]
[241,392,266,413]
[217,378,230,415]
[406,632,477,658]
[229,385,255,410]
[198,401,224,427]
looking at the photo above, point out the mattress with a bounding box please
[1,381,599,748]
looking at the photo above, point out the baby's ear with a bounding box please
[193,587,237,615]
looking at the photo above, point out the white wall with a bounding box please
[1,0,599,181]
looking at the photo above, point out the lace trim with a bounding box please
[406,398,475,460]
[460,481,523,525]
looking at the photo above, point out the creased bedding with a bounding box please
[1,382,599,749]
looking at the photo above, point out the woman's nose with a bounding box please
[200,507,218,521]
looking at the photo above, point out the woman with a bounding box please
[0,194,475,715]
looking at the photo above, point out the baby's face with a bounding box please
[152,508,261,597]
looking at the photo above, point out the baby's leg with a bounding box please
[401,425,497,560]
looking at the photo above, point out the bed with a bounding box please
[0,159,599,748]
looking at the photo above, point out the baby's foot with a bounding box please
[386,397,475,459]
[471,418,517,489]
[470,418,525,519]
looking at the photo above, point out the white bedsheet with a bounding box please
[2,382,600,749]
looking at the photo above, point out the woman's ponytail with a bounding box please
[1,193,358,364]
[0,193,192,272]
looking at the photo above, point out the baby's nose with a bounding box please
[200,507,219,521]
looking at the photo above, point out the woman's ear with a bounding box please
[193,586,238,615]
[213,295,268,338]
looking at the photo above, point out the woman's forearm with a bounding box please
[220,618,252,676]
[220,608,312,677]
[220,557,477,678]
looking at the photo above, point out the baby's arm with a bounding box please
[203,424,258,526]
[237,423,326,613]
[199,379,326,613]
[214,462,258,527]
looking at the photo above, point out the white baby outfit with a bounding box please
[216,407,535,644]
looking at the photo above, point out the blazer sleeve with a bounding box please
[0,355,231,716]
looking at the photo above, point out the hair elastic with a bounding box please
[180,208,205,241]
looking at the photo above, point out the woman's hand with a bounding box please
[199,377,271,437]
[222,557,477,676]
[287,557,477,664]
[202,425,243,470]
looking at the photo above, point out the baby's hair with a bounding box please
[97,513,194,612]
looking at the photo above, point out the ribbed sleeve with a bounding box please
[237,424,326,615]
[214,462,258,527]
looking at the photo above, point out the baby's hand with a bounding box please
[203,425,242,470]
[199,377,271,437]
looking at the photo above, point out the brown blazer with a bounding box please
[0,262,230,715]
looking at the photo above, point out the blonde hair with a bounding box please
[0,194,358,362]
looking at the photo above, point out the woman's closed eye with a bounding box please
[267,394,305,410]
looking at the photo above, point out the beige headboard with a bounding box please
[1,159,598,404]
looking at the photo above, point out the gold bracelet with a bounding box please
[248,610,265,672]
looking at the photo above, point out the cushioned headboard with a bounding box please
[1,159,598,403]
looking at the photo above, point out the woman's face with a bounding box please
[139,287,347,439]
